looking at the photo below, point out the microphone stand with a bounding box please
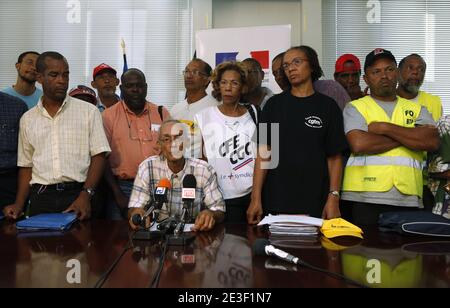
[167,201,195,246]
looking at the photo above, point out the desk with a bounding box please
[0,220,449,288]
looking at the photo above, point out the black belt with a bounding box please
[31,182,84,191]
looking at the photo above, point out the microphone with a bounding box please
[253,239,300,265]
[153,178,171,210]
[182,174,196,205]
[254,240,368,288]
[131,178,171,228]
[132,204,155,227]
[174,174,197,236]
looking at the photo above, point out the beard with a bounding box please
[19,72,36,84]
[402,80,422,94]
[373,84,396,98]
[399,75,423,94]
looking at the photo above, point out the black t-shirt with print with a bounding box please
[260,91,348,217]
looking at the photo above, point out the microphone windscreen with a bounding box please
[158,178,171,189]
[131,214,142,226]
[253,238,271,256]
[182,174,197,189]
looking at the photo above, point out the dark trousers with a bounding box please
[29,184,101,218]
[350,201,419,226]
[225,193,251,224]
[0,169,18,209]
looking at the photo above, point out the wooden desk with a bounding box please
[1,220,449,288]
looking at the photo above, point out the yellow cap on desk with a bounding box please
[320,218,364,239]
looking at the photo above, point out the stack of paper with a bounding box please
[258,215,323,246]
[258,215,324,227]
[269,223,319,236]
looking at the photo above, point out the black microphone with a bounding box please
[131,203,155,227]
[253,239,300,265]
[174,174,197,236]
[131,178,171,228]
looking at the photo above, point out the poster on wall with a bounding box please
[195,25,291,94]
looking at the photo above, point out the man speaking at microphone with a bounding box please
[128,120,225,231]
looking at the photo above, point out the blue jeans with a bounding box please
[106,180,134,220]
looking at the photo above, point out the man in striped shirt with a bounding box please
[128,120,225,232]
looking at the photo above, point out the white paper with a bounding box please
[258,214,323,227]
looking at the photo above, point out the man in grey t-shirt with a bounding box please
[341,48,440,225]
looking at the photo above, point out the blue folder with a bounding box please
[0,213,4,221]
[16,213,78,231]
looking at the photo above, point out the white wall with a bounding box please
[301,0,322,62]
[192,0,213,55]
[212,0,302,45]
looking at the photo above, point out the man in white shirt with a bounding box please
[170,59,218,158]
[2,52,110,220]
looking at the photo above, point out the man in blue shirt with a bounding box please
[2,51,42,109]
[0,92,28,211]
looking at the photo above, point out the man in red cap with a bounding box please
[91,63,120,112]
[334,54,366,101]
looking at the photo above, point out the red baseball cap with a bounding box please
[69,85,97,105]
[335,54,361,74]
[93,63,117,80]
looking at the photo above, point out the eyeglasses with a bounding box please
[219,80,241,89]
[159,134,183,144]
[182,70,207,77]
[282,58,309,71]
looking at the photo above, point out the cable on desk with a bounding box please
[93,230,136,288]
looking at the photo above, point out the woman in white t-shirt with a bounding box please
[195,61,257,223]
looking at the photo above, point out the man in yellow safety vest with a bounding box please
[397,53,443,211]
[341,48,440,225]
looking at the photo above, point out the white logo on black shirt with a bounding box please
[305,116,323,128]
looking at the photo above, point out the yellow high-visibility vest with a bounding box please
[343,96,423,197]
[417,91,442,122]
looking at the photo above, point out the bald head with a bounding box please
[120,68,147,111]
[121,68,146,84]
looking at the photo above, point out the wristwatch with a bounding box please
[82,187,96,198]
[329,190,340,198]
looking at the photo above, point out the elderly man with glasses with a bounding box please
[170,59,218,159]
[102,68,170,220]
[128,119,225,231]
